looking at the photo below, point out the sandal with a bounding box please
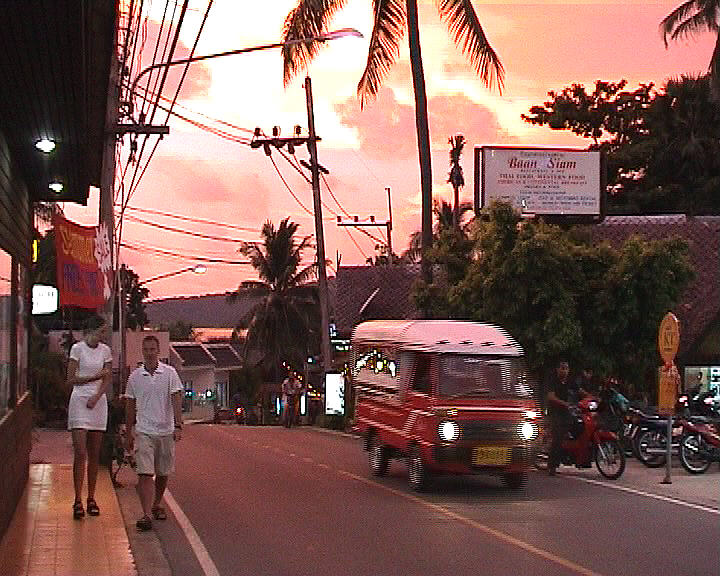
[136,515,153,531]
[73,501,85,520]
[151,505,167,520]
[87,498,100,516]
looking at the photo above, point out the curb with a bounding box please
[113,466,173,576]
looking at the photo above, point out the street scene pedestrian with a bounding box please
[125,335,184,531]
[546,360,580,476]
[66,316,112,519]
[282,373,301,428]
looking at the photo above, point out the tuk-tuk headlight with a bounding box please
[438,420,460,442]
[520,421,537,440]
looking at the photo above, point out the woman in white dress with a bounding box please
[67,316,112,519]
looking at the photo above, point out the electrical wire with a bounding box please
[120,212,252,243]
[120,204,261,232]
[122,240,250,264]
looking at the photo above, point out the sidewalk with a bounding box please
[0,429,136,576]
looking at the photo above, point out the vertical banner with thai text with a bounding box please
[53,215,113,309]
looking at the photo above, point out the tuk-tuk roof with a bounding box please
[351,320,523,356]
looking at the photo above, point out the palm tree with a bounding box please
[403,198,473,262]
[661,1,720,98]
[282,0,504,286]
[448,133,466,228]
[229,218,318,380]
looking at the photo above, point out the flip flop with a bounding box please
[73,501,85,520]
[136,515,152,531]
[151,506,167,520]
[87,498,100,516]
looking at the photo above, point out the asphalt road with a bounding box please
[150,424,719,576]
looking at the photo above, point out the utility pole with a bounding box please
[99,8,120,339]
[305,77,333,377]
[337,187,394,265]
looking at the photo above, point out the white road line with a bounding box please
[335,469,605,576]
[568,475,720,515]
[164,490,221,576]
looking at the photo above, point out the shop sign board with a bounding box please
[476,146,601,216]
[53,215,113,309]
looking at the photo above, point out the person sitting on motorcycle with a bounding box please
[547,360,586,475]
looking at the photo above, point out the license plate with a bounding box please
[472,446,510,466]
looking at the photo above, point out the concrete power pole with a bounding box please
[305,77,333,377]
[99,6,120,397]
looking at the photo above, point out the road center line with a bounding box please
[567,475,720,515]
[164,490,221,576]
[336,469,606,576]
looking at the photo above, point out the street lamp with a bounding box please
[127,28,363,113]
[139,263,207,286]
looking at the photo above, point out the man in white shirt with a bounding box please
[125,335,184,531]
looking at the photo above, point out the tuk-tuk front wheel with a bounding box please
[408,445,431,492]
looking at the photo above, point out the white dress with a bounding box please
[67,341,112,431]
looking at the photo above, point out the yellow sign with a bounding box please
[658,365,680,416]
[658,312,680,365]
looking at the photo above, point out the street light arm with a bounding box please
[140,266,201,286]
[128,29,363,112]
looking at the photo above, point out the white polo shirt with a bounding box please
[126,362,183,436]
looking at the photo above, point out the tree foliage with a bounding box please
[229,218,319,378]
[524,75,720,214]
[414,202,693,395]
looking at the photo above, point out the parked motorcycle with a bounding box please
[635,390,720,469]
[678,416,720,474]
[235,405,246,425]
[534,396,626,479]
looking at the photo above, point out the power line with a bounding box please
[121,204,261,232]
[122,240,250,264]
[120,212,252,243]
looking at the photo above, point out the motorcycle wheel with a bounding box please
[595,439,625,479]
[679,433,712,475]
[636,429,667,468]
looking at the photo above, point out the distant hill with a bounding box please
[145,292,261,329]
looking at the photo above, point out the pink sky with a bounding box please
[65,1,713,300]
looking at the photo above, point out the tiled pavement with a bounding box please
[0,462,136,576]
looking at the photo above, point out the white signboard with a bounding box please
[479,147,601,216]
[32,284,58,315]
[325,372,345,416]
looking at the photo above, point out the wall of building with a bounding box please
[0,129,32,539]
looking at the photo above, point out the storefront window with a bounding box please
[0,250,11,417]
[16,263,27,399]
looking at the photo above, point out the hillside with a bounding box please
[145,292,261,329]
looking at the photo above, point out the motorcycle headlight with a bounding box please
[520,421,537,440]
[438,420,460,442]
[587,401,598,412]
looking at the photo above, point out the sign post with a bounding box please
[657,312,680,484]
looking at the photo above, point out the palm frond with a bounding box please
[282,0,348,86]
[665,5,718,44]
[290,262,318,287]
[357,0,407,107]
[660,0,703,45]
[436,0,504,92]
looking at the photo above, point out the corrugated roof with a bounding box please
[335,265,420,337]
[206,344,242,369]
[171,344,215,368]
[590,215,720,359]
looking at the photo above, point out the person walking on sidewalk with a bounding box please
[66,316,112,520]
[125,335,184,531]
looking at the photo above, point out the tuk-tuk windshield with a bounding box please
[438,355,532,398]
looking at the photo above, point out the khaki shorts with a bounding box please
[134,433,175,476]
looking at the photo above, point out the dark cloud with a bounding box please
[335,87,505,160]
[131,18,212,104]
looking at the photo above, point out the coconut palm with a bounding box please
[403,198,473,262]
[661,1,720,98]
[229,218,318,378]
[448,133,466,228]
[282,0,503,283]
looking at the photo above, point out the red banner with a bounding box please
[53,215,113,309]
